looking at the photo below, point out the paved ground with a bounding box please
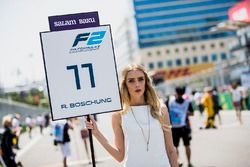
[13,110,250,167]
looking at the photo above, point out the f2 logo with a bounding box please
[72,31,106,47]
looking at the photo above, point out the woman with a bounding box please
[86,64,178,167]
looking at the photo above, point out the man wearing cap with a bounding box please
[202,87,217,129]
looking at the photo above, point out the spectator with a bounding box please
[44,113,50,128]
[53,119,73,167]
[1,115,22,167]
[25,116,33,138]
[230,83,243,124]
[212,88,222,125]
[168,86,194,167]
[194,91,204,116]
[12,114,21,149]
[36,115,45,134]
[202,87,216,129]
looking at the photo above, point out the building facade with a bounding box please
[134,0,239,48]
[132,0,240,83]
[134,0,239,70]
[141,37,234,76]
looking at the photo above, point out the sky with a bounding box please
[0,0,132,88]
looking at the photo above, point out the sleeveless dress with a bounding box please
[121,105,171,167]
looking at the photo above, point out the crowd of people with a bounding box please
[193,82,248,127]
[165,82,249,166]
[51,117,95,167]
[0,113,50,166]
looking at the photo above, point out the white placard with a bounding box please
[40,25,122,120]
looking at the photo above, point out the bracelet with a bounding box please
[162,124,172,131]
[164,124,172,129]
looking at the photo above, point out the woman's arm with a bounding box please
[85,113,125,162]
[161,106,178,167]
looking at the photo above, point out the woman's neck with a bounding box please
[130,97,146,106]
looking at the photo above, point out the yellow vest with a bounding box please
[202,93,214,116]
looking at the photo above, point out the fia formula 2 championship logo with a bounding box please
[70,31,106,53]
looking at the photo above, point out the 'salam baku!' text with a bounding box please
[54,18,96,27]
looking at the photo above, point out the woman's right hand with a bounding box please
[85,116,99,136]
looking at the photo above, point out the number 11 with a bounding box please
[66,63,96,90]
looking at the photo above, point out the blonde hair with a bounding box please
[120,64,161,120]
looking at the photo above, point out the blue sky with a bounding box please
[0,0,131,88]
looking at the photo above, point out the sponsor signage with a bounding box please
[152,63,214,80]
[228,0,250,23]
[48,12,100,31]
[40,25,122,120]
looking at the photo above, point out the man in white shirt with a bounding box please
[230,83,243,124]
[194,91,204,116]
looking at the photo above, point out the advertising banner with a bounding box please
[152,63,214,80]
[228,0,250,23]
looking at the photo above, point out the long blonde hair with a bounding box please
[120,64,161,120]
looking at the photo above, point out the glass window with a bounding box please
[201,45,205,50]
[192,46,196,51]
[158,61,163,68]
[149,63,154,69]
[211,54,217,61]
[157,50,161,55]
[220,42,225,48]
[185,58,190,65]
[167,60,173,67]
[147,52,152,57]
[202,55,208,62]
[193,56,198,64]
[137,7,230,24]
[230,54,235,58]
[175,48,179,53]
[166,49,170,54]
[221,53,227,60]
[139,31,236,48]
[176,59,182,66]
[210,43,215,48]
[135,0,237,14]
[184,47,188,52]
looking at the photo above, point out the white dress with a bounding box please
[121,105,171,167]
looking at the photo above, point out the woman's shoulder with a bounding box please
[112,111,123,126]
[160,102,168,111]
[112,111,121,117]
[112,110,123,120]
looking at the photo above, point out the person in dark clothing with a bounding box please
[61,119,73,167]
[44,113,50,127]
[1,115,22,167]
[168,86,194,167]
[212,88,222,125]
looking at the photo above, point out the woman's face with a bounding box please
[125,69,146,99]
